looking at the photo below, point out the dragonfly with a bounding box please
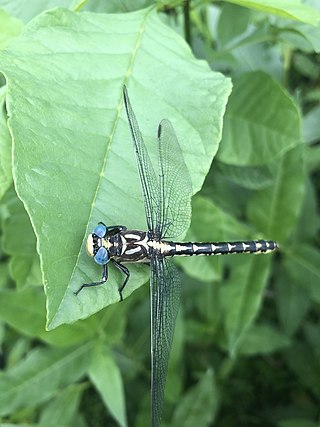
[75,86,278,426]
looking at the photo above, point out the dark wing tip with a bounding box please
[157,119,172,139]
[123,85,130,113]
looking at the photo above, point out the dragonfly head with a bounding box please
[86,223,109,265]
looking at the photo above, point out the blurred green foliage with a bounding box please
[0,1,319,426]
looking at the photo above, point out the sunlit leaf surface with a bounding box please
[0,7,231,328]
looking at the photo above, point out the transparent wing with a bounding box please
[123,86,159,232]
[123,89,187,426]
[150,255,181,427]
[157,119,192,239]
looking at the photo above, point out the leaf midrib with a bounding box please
[55,8,153,316]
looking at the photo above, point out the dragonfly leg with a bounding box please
[112,259,130,302]
[74,264,108,296]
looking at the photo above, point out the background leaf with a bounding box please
[275,267,311,336]
[0,0,71,22]
[220,255,272,354]
[176,195,253,283]
[171,369,218,427]
[0,343,93,416]
[247,145,305,242]
[39,384,84,427]
[217,72,301,166]
[0,7,23,49]
[88,345,127,427]
[1,187,41,288]
[238,323,291,355]
[0,86,12,200]
[224,0,320,26]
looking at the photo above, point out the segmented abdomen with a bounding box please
[161,240,278,256]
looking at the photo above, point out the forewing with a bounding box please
[123,86,159,232]
[157,119,192,239]
[150,255,182,427]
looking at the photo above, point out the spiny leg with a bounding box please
[74,263,108,296]
[112,259,130,302]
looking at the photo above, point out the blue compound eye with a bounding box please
[93,223,107,238]
[94,247,109,265]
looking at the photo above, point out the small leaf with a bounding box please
[284,342,320,398]
[224,0,320,26]
[176,195,254,283]
[0,86,12,200]
[0,287,101,346]
[220,255,272,355]
[217,72,301,166]
[171,369,218,427]
[0,343,93,416]
[278,419,319,427]
[189,195,253,241]
[248,145,305,242]
[275,267,310,336]
[89,345,127,427]
[283,244,320,304]
[0,0,72,23]
[216,161,274,190]
[1,188,41,288]
[83,0,153,13]
[238,323,291,355]
[39,384,84,426]
[303,105,320,143]
[0,8,23,49]
[304,322,320,359]
[217,3,250,47]
[292,178,319,244]
[285,22,320,53]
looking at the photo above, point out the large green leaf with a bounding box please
[0,7,232,329]
[224,0,320,26]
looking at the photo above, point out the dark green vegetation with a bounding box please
[0,1,319,426]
